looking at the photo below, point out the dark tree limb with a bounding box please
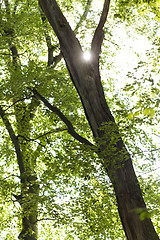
[40,10,57,66]
[0,105,25,176]
[40,0,92,68]
[40,9,62,68]
[91,0,110,60]
[32,88,95,148]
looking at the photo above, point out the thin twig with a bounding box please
[138,166,160,176]
[34,128,68,139]
[4,95,34,111]
[17,128,67,143]
[74,0,92,34]
[0,174,20,180]
[132,148,160,156]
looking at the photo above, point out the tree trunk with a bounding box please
[14,103,39,240]
[1,2,39,239]
[18,175,39,240]
[0,105,39,240]
[39,0,159,239]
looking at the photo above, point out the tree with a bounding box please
[0,0,159,239]
[38,0,160,239]
[0,1,102,239]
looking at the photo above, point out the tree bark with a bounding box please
[0,105,39,240]
[14,103,39,240]
[39,0,159,239]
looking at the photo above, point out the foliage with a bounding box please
[0,0,160,239]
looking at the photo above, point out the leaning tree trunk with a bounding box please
[39,0,159,239]
[0,104,39,240]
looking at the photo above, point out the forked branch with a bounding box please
[40,0,92,67]
[91,0,110,58]
[32,88,95,148]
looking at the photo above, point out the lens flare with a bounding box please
[83,51,92,61]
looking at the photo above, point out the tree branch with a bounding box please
[2,1,20,65]
[34,128,68,139]
[91,0,110,58]
[132,148,160,156]
[35,217,58,223]
[74,0,93,34]
[32,88,95,148]
[39,0,83,64]
[4,95,33,111]
[40,0,92,68]
[4,0,10,16]
[40,9,57,66]
[0,105,25,175]
[17,128,67,145]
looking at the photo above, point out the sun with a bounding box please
[83,51,92,61]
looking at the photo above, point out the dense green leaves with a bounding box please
[0,0,160,239]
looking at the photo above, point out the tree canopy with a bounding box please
[0,0,160,239]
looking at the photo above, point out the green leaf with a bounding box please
[127,112,134,120]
